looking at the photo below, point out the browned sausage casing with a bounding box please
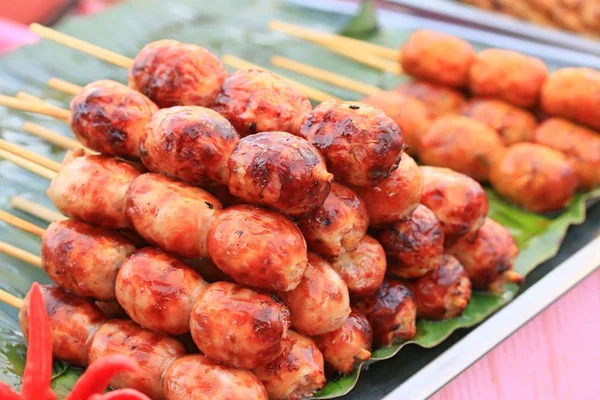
[88,319,186,400]
[94,300,127,319]
[420,166,489,245]
[69,80,158,159]
[129,40,227,108]
[189,281,291,369]
[228,131,333,216]
[448,218,522,293]
[313,308,372,374]
[490,143,578,213]
[354,152,423,227]
[126,173,222,259]
[296,182,369,258]
[280,253,351,336]
[253,330,326,400]
[461,99,537,145]
[401,30,475,88]
[356,280,417,346]
[412,255,472,320]
[362,91,433,155]
[420,115,505,182]
[377,204,444,279]
[534,118,600,190]
[213,69,312,137]
[48,150,142,229]
[298,100,404,187]
[116,247,207,335]
[140,106,240,186]
[330,235,387,299]
[19,285,107,366]
[541,68,600,130]
[41,219,136,301]
[469,49,548,108]
[396,80,466,118]
[163,354,268,400]
[207,205,308,292]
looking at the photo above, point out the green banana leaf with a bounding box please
[0,0,598,398]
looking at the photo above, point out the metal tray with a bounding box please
[289,1,600,398]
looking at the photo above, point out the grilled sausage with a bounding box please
[396,80,466,118]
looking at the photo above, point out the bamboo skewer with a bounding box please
[269,20,399,61]
[48,78,82,96]
[321,43,401,74]
[0,241,42,268]
[0,139,61,172]
[270,56,381,95]
[0,149,57,180]
[29,23,337,103]
[0,210,45,237]
[0,288,24,310]
[22,122,83,151]
[15,92,59,107]
[11,196,65,223]
[0,95,70,121]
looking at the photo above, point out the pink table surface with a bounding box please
[2,15,600,400]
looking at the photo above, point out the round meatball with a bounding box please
[541,68,600,130]
[19,285,107,366]
[227,131,333,216]
[140,106,240,186]
[412,255,472,320]
[253,331,326,400]
[88,320,186,400]
[354,153,423,227]
[296,182,369,258]
[401,30,475,88]
[396,80,466,118]
[461,99,537,145]
[190,282,291,369]
[41,220,136,301]
[534,118,600,190]
[207,205,308,292]
[420,166,489,245]
[490,143,578,213]
[163,355,268,400]
[116,247,207,335]
[469,49,548,108]
[420,115,505,182]
[126,173,221,259]
[280,253,351,336]
[376,204,444,279]
[362,91,432,155]
[129,40,227,108]
[48,150,142,229]
[448,218,522,293]
[313,308,372,374]
[69,80,157,159]
[329,235,387,299]
[213,69,312,137]
[355,280,417,346]
[298,100,404,187]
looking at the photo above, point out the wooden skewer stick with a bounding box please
[321,43,401,75]
[0,288,24,310]
[0,95,70,121]
[269,20,399,61]
[29,23,336,103]
[270,56,381,95]
[0,139,61,172]
[0,149,57,180]
[15,92,59,108]
[22,122,83,151]
[0,210,45,237]
[0,241,42,268]
[30,23,134,69]
[11,196,65,223]
[48,78,82,96]
[222,55,339,102]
